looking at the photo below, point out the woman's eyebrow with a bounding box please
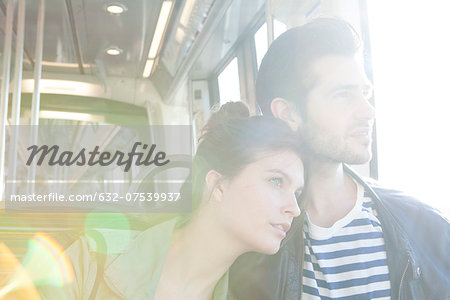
[266,169,290,182]
[267,168,305,189]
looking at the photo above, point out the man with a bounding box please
[230,18,449,299]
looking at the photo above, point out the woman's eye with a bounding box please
[269,177,282,188]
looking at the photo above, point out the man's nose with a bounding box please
[356,97,376,121]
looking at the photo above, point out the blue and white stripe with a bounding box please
[302,182,391,299]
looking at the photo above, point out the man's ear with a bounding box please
[270,98,302,131]
[205,170,224,201]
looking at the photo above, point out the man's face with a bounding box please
[298,54,375,164]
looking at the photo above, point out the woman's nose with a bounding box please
[282,193,301,217]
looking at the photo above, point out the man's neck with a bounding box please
[304,160,358,227]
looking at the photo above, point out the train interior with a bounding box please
[0,0,449,292]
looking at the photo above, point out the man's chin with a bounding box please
[343,151,372,165]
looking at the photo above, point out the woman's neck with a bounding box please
[156,209,243,300]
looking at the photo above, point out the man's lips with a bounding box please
[349,126,372,137]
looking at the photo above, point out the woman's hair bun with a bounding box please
[200,101,250,141]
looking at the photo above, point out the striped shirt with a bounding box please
[302,181,391,299]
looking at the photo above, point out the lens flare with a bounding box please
[0,232,74,299]
[0,243,41,299]
[21,232,74,286]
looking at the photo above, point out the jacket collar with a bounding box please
[343,164,418,297]
[101,218,229,300]
[103,218,177,299]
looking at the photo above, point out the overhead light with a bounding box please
[39,111,104,122]
[175,28,185,43]
[142,59,154,78]
[180,0,195,27]
[148,1,173,59]
[106,3,127,15]
[21,79,104,97]
[106,47,122,56]
[41,61,92,68]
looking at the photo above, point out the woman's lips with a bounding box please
[271,222,291,238]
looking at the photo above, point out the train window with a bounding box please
[218,57,241,104]
[254,23,268,69]
[367,1,450,216]
[273,19,287,40]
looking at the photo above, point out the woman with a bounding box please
[37,102,305,300]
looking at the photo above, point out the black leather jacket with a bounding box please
[230,166,450,300]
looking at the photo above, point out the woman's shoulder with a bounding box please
[80,217,179,256]
[38,218,180,300]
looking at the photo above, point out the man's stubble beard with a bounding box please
[299,127,372,165]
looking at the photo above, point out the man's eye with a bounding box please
[269,177,282,188]
[362,88,373,99]
[334,91,351,99]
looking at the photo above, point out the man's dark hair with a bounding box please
[256,18,361,116]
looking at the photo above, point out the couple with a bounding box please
[38,18,449,300]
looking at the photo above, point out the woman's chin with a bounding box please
[256,242,281,255]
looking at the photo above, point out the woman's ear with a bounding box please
[205,170,224,201]
[270,98,303,131]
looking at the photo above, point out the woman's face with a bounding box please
[218,150,304,255]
